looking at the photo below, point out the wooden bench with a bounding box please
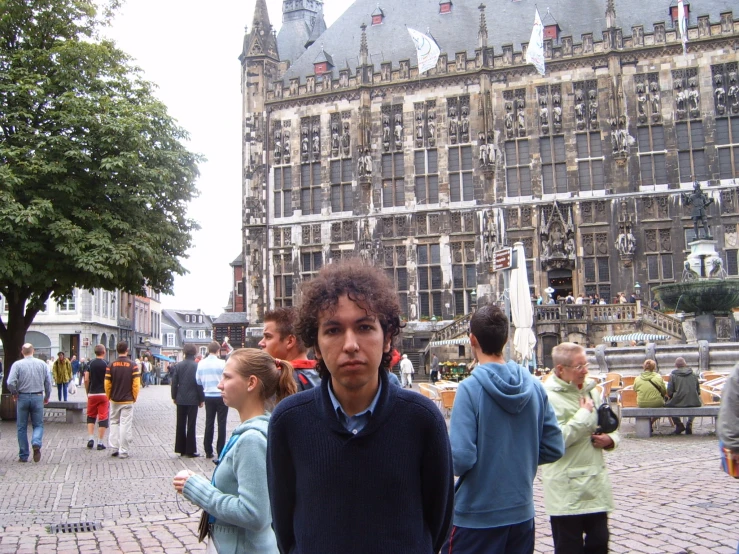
[45,401,87,423]
[621,407,720,438]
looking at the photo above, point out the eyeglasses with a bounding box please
[565,363,589,372]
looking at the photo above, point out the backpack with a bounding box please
[295,369,321,391]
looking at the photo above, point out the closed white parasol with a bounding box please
[510,242,537,365]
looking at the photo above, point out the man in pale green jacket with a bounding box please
[542,342,619,554]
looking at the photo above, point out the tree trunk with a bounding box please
[0,293,35,394]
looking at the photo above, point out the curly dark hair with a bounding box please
[296,260,404,377]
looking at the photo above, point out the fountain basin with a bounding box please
[653,279,739,315]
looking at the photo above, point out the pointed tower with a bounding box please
[277,0,326,65]
[240,0,280,322]
[478,4,488,49]
[605,0,616,29]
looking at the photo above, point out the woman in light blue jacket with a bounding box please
[173,349,297,553]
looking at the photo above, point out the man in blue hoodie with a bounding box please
[442,305,564,554]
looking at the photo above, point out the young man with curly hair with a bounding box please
[267,260,453,554]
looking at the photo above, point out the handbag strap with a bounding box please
[646,377,665,395]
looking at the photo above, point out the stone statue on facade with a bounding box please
[682,182,714,239]
[504,102,514,138]
[331,122,340,156]
[358,148,372,178]
[728,72,739,114]
[341,122,350,157]
[416,111,424,147]
[274,129,282,162]
[382,114,391,151]
[461,106,470,143]
[615,230,636,256]
[588,89,598,129]
[575,90,586,130]
[312,129,320,161]
[688,77,700,119]
[650,82,661,122]
[675,82,687,120]
[636,83,648,124]
[427,111,436,146]
[283,130,291,164]
[715,74,727,115]
[394,113,403,150]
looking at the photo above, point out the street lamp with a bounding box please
[634,282,641,300]
[470,289,478,312]
[430,315,438,332]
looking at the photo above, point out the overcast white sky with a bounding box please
[105,1,347,316]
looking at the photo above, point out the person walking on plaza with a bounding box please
[173,349,296,553]
[542,342,618,554]
[197,341,228,460]
[267,261,453,554]
[105,341,140,459]
[259,307,321,390]
[7,343,51,463]
[52,351,72,401]
[141,355,152,387]
[172,344,205,457]
[71,355,80,387]
[666,357,701,434]
[84,345,110,450]
[430,353,440,384]
[399,353,414,388]
[443,305,564,554]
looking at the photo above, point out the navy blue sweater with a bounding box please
[267,368,454,554]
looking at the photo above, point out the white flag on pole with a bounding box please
[525,8,545,75]
[677,0,688,55]
[407,27,440,74]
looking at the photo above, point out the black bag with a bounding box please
[596,401,620,434]
[197,510,211,542]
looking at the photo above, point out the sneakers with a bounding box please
[118,452,129,459]
[97,443,107,451]
[32,445,41,463]
[87,439,95,449]
[19,458,28,463]
[111,451,119,457]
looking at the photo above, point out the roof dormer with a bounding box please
[371,5,384,25]
[669,1,690,26]
[542,10,560,41]
[313,47,334,76]
[439,0,452,14]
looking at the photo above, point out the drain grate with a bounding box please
[49,521,99,534]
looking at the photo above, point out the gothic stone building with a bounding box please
[239,0,739,364]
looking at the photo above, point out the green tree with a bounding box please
[0,0,201,394]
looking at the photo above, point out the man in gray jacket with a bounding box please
[666,357,701,434]
[7,343,51,462]
[718,363,739,468]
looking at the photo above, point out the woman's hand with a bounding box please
[591,433,615,449]
[173,470,195,493]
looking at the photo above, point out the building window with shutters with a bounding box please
[676,121,707,182]
[415,149,439,205]
[449,146,474,202]
[645,229,675,290]
[383,246,409,317]
[450,241,477,316]
[505,140,531,197]
[301,250,323,283]
[637,126,668,186]
[185,329,194,339]
[300,162,322,215]
[330,159,353,213]
[576,133,605,192]
[716,117,739,179]
[273,254,293,307]
[417,244,442,318]
[582,233,611,303]
[541,136,567,194]
[382,152,405,207]
[274,167,293,218]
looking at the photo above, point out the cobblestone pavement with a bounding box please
[1,383,737,553]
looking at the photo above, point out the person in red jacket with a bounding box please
[259,307,320,390]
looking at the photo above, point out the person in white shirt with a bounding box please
[400,354,415,389]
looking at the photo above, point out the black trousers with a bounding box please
[174,404,199,455]
[550,512,609,554]
[204,397,228,457]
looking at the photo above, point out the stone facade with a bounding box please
[239,0,739,362]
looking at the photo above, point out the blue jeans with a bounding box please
[57,382,68,401]
[442,518,535,554]
[17,393,44,460]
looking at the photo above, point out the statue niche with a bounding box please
[539,202,576,271]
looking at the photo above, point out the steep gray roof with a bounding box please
[213,313,250,325]
[305,13,327,47]
[282,0,735,82]
[230,253,243,266]
[277,19,312,65]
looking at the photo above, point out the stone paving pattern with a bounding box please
[1,384,737,553]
